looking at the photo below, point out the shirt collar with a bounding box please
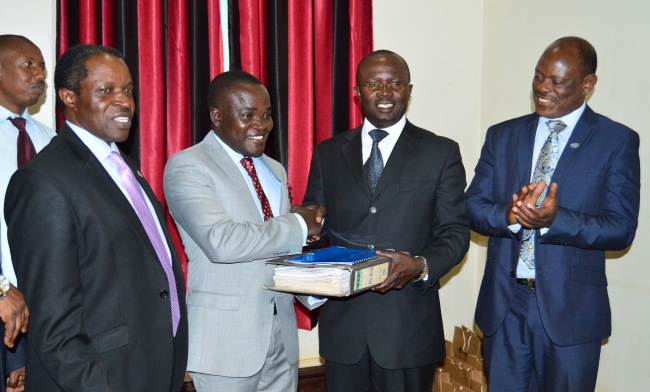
[212,131,260,165]
[66,120,119,161]
[0,105,37,127]
[538,101,586,130]
[362,115,407,137]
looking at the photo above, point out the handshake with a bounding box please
[291,205,326,243]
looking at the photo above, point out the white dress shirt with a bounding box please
[361,115,406,165]
[514,102,586,279]
[67,121,172,265]
[1,106,55,286]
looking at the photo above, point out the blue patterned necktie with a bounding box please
[364,129,389,194]
[520,120,567,270]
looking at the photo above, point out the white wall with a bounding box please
[5,1,649,389]
[0,2,57,128]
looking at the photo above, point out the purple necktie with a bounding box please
[8,117,36,167]
[108,152,180,336]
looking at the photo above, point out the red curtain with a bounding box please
[348,0,373,129]
[208,2,225,79]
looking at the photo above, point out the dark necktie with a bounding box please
[240,157,274,221]
[108,152,180,336]
[520,120,567,270]
[364,129,389,194]
[8,117,36,167]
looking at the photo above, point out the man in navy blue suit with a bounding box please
[467,36,640,391]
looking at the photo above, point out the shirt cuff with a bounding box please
[293,213,309,246]
[509,223,521,233]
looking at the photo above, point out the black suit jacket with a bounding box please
[5,124,188,391]
[303,121,470,368]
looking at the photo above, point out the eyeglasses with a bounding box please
[359,82,409,92]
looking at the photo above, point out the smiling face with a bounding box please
[59,54,135,143]
[0,37,46,114]
[532,43,596,119]
[354,53,412,129]
[211,82,273,157]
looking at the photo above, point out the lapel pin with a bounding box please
[570,143,580,148]
[137,170,144,177]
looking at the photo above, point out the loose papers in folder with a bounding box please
[266,246,391,297]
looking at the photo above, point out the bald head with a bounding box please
[545,36,597,78]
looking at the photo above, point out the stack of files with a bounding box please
[266,246,391,297]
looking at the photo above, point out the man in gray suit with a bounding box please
[164,70,324,392]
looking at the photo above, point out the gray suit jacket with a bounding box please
[163,133,304,377]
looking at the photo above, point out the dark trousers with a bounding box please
[325,346,435,392]
[483,284,601,392]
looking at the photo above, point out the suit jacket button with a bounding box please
[369,206,377,214]
[160,290,169,298]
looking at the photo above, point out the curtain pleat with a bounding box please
[207,1,225,79]
[136,0,166,202]
[166,0,191,161]
[79,0,97,44]
[189,0,213,144]
[165,0,192,282]
[265,0,288,168]
[286,1,314,206]
[238,0,267,84]
[313,1,334,145]
[101,0,115,47]
[348,0,373,129]
[114,0,141,161]
[228,0,242,70]
[57,0,70,57]
[330,0,350,135]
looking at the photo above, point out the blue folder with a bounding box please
[286,246,378,265]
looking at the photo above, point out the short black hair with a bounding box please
[207,70,263,110]
[356,50,411,85]
[54,44,125,96]
[551,36,597,77]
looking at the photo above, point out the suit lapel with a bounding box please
[550,106,597,188]
[372,121,420,197]
[341,127,372,200]
[203,133,263,220]
[60,125,161,263]
[516,115,538,190]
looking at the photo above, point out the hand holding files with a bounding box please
[372,249,429,294]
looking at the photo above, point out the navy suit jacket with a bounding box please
[5,124,188,391]
[466,106,640,346]
[304,121,470,368]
